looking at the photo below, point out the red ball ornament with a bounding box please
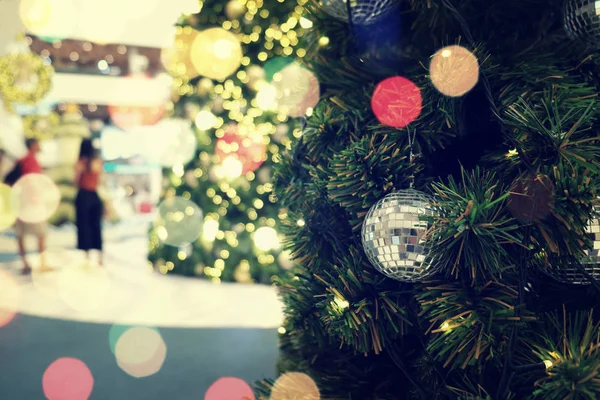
[371,76,422,128]
[215,124,267,175]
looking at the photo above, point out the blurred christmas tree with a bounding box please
[257,0,600,398]
[149,0,316,283]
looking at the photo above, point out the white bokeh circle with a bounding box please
[11,173,61,223]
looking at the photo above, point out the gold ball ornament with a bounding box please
[0,52,54,112]
[225,0,246,19]
[190,28,243,81]
[429,45,479,97]
[160,27,200,81]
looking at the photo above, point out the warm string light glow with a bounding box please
[430,45,479,97]
[150,0,312,282]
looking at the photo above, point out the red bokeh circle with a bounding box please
[215,125,267,175]
[108,104,165,131]
[108,75,165,131]
[371,76,422,128]
[204,377,255,400]
[42,357,94,400]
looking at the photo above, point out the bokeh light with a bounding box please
[161,27,200,81]
[273,62,319,117]
[19,0,53,32]
[246,65,266,91]
[215,125,267,176]
[430,45,479,97]
[196,77,214,95]
[221,156,244,179]
[264,57,294,82]
[108,74,166,131]
[253,226,279,251]
[277,250,296,270]
[42,358,94,400]
[191,28,243,81]
[109,325,160,354]
[0,183,18,231]
[11,173,61,224]
[154,197,203,246]
[203,219,219,242]
[19,0,77,39]
[58,265,111,311]
[371,76,422,128]
[77,0,128,44]
[0,270,20,328]
[256,84,278,110]
[114,326,167,378]
[270,372,320,400]
[225,0,246,19]
[205,377,255,400]
[195,110,218,131]
[158,119,197,167]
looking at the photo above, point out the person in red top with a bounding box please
[15,138,48,274]
[75,139,104,266]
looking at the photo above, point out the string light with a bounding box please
[333,296,350,309]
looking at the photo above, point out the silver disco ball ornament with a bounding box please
[564,0,600,48]
[320,0,399,25]
[545,208,600,285]
[361,189,438,282]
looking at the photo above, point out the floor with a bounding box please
[0,221,283,399]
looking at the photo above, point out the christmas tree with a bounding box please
[148,0,313,283]
[261,0,600,398]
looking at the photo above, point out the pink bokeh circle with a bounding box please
[371,76,422,128]
[204,377,255,400]
[42,357,94,400]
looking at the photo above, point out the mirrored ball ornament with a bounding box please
[564,0,600,48]
[361,189,438,282]
[545,207,600,285]
[320,0,399,25]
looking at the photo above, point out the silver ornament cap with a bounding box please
[361,189,437,282]
[320,0,399,25]
[564,0,600,48]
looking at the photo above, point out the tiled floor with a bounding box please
[0,314,278,399]
[0,221,283,398]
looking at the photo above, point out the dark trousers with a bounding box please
[75,189,103,251]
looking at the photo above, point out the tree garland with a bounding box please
[23,112,59,141]
[0,52,54,112]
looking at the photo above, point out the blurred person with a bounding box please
[75,139,104,266]
[11,139,49,274]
